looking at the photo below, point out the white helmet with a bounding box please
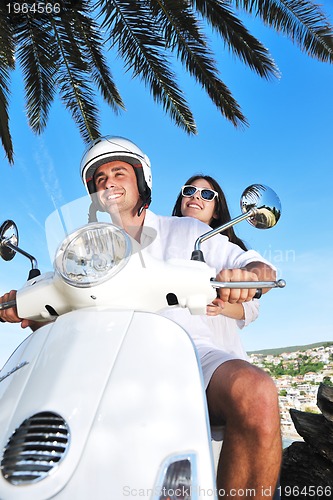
[80,136,152,216]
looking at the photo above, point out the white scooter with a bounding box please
[0,184,285,500]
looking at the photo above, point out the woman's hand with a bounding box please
[206,297,246,320]
[206,297,225,316]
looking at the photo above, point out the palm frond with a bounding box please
[150,0,248,127]
[98,0,197,134]
[71,10,126,113]
[50,13,101,142]
[0,71,14,165]
[0,7,15,164]
[191,0,280,79]
[15,14,57,133]
[58,74,101,142]
[235,0,333,62]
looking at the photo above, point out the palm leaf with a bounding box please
[98,0,197,134]
[150,0,248,127]
[0,7,15,164]
[15,14,57,133]
[0,71,14,165]
[192,0,280,79]
[235,0,333,62]
[72,10,125,113]
[50,9,102,142]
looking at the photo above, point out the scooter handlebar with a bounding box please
[210,279,286,290]
[0,299,17,311]
[0,278,286,323]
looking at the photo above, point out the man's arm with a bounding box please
[243,261,276,294]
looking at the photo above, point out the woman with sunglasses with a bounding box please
[172,175,259,359]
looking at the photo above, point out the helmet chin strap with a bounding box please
[138,190,151,217]
[88,201,100,223]
[88,191,109,223]
[138,203,148,217]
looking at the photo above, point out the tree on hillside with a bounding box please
[323,376,333,386]
[1,0,333,163]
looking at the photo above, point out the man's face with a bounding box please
[94,161,140,215]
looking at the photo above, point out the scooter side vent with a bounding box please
[1,411,70,485]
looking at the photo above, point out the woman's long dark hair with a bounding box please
[172,174,248,251]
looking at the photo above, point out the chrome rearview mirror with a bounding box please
[192,184,281,260]
[191,183,285,292]
[241,184,281,229]
[0,219,40,279]
[0,220,19,261]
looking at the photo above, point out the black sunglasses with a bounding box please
[181,185,218,202]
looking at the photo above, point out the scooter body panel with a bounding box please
[0,309,216,499]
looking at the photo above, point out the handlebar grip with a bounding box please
[0,299,17,311]
[254,289,262,299]
[0,299,17,322]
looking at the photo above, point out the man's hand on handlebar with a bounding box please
[215,269,258,303]
[215,262,276,303]
[0,290,47,331]
[0,290,20,322]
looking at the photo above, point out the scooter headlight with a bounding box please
[54,223,131,287]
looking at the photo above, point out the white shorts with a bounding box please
[196,344,236,389]
[196,344,237,441]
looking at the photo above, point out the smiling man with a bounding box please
[93,161,146,242]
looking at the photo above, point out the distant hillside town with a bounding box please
[249,343,333,438]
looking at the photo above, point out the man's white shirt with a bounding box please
[137,210,273,350]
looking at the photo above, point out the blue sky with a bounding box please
[1,2,333,366]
